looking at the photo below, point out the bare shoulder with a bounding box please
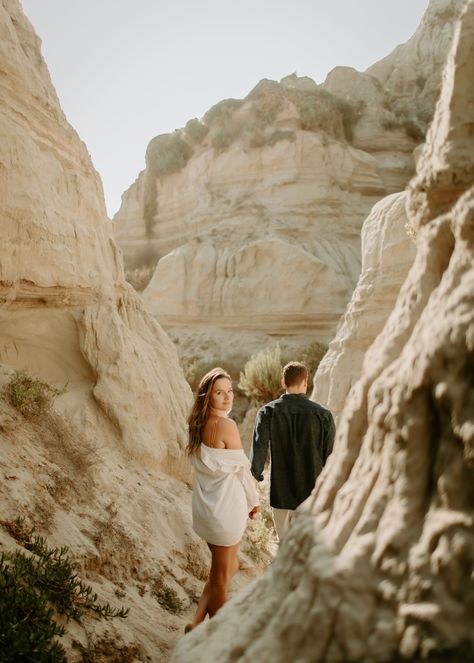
[220,418,242,449]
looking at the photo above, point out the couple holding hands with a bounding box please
[185,362,335,633]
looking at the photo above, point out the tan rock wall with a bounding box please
[312,191,416,419]
[172,2,474,660]
[0,3,218,658]
[0,0,191,469]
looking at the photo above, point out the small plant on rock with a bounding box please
[152,577,184,615]
[7,371,64,418]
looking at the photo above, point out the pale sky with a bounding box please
[20,0,429,217]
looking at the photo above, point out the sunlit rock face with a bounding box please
[0,2,210,658]
[141,131,383,346]
[114,1,461,365]
[172,2,474,661]
[311,191,416,419]
[0,0,189,467]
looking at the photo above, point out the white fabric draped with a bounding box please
[191,446,259,546]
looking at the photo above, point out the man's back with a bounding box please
[250,393,335,510]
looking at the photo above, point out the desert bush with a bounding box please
[7,371,63,418]
[246,129,267,149]
[152,578,184,615]
[203,98,243,127]
[337,98,365,142]
[238,341,328,406]
[143,131,193,237]
[184,118,209,144]
[211,125,240,152]
[238,345,283,406]
[146,132,192,179]
[0,554,67,662]
[299,341,328,381]
[183,358,230,393]
[243,485,275,563]
[0,518,128,662]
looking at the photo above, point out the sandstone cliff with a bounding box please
[173,1,474,660]
[0,1,219,658]
[114,0,461,369]
[311,191,417,419]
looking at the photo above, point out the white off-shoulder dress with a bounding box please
[191,445,259,546]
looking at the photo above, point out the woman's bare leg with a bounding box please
[190,578,210,627]
[207,542,240,617]
[188,542,239,629]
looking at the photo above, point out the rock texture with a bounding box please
[0,2,261,659]
[142,130,381,341]
[312,191,416,419]
[114,1,461,367]
[172,2,474,661]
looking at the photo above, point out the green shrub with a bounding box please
[246,129,267,149]
[143,131,193,236]
[238,345,283,406]
[243,485,275,563]
[185,118,209,144]
[299,341,328,381]
[203,98,243,126]
[152,578,184,615]
[0,518,128,661]
[211,126,240,152]
[0,554,67,662]
[183,358,230,392]
[238,341,328,406]
[7,372,63,418]
[146,132,192,179]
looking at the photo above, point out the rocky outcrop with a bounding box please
[311,191,416,419]
[0,0,190,470]
[367,0,467,118]
[172,2,474,660]
[141,130,383,343]
[114,1,461,366]
[0,1,216,658]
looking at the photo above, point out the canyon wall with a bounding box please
[0,1,217,658]
[173,2,474,661]
[113,0,463,368]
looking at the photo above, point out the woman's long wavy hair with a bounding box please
[187,367,231,456]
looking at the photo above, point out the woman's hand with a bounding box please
[248,506,260,520]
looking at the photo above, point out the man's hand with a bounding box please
[248,506,260,519]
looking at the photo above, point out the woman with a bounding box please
[185,367,259,632]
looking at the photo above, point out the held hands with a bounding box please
[248,506,260,520]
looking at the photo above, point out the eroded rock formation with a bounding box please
[172,2,474,660]
[114,0,461,368]
[0,1,229,657]
[312,191,416,419]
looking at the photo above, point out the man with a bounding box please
[250,361,335,540]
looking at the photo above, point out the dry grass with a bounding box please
[7,371,64,418]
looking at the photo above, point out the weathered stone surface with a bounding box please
[141,132,380,344]
[114,2,461,367]
[0,0,190,468]
[0,2,229,658]
[312,191,416,420]
[172,2,474,660]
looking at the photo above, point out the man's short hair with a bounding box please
[282,361,308,387]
